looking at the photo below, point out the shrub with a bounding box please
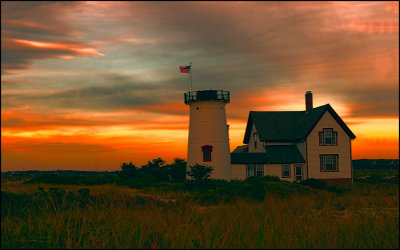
[324,184,349,194]
[262,175,281,182]
[165,158,187,182]
[187,164,214,184]
[194,190,219,205]
[120,173,160,188]
[141,158,169,181]
[300,178,327,189]
[119,162,139,179]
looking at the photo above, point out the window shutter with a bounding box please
[333,132,337,145]
[333,155,337,171]
[320,155,325,171]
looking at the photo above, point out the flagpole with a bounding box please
[187,66,190,92]
[190,62,192,91]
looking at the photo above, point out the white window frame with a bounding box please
[320,154,339,172]
[319,128,337,146]
[282,164,291,178]
[246,164,264,177]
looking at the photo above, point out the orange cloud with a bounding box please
[338,19,399,34]
[12,39,104,57]
[385,1,399,15]
[140,101,188,115]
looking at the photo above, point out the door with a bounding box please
[295,165,303,181]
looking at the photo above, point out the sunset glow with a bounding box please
[1,1,398,171]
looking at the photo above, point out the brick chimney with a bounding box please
[305,91,313,111]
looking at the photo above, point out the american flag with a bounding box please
[179,65,191,73]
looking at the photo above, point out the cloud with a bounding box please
[2,38,104,73]
[1,1,104,74]
[3,68,274,120]
[3,83,160,111]
[12,39,104,57]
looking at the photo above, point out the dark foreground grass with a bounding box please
[1,181,398,249]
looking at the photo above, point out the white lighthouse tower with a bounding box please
[184,90,232,180]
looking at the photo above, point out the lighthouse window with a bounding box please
[201,145,213,162]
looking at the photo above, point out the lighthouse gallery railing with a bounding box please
[184,90,230,104]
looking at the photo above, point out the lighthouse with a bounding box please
[184,90,232,180]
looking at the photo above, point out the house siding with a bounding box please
[306,111,352,181]
[248,123,265,153]
[295,141,308,179]
[231,164,247,180]
[231,163,304,182]
[266,164,295,182]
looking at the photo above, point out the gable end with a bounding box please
[243,112,254,144]
[304,104,356,139]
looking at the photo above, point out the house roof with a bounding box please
[231,145,305,164]
[243,104,356,143]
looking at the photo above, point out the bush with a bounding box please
[324,184,349,194]
[187,164,214,184]
[262,175,282,182]
[141,158,168,181]
[300,178,327,189]
[165,158,187,182]
[120,173,160,188]
[193,190,219,205]
[119,162,139,179]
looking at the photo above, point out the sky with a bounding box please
[1,1,399,172]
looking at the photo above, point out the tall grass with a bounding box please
[2,183,398,249]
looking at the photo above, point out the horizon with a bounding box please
[1,1,399,172]
[1,158,399,173]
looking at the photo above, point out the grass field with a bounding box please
[1,172,399,249]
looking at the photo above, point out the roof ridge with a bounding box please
[250,104,329,113]
[250,110,304,113]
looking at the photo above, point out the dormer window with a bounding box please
[253,133,258,149]
[201,145,213,162]
[319,128,337,145]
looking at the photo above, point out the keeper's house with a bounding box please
[231,91,356,184]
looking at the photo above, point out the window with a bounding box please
[320,154,339,172]
[247,164,264,177]
[247,164,255,177]
[295,165,303,181]
[253,133,258,149]
[256,164,263,176]
[319,128,337,145]
[282,164,290,178]
[201,145,213,162]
